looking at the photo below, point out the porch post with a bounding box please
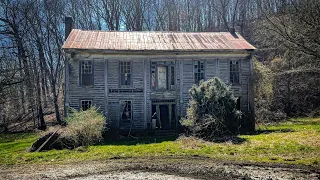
[156,105,161,128]
[168,104,172,128]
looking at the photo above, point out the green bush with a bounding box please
[65,107,106,146]
[252,58,276,123]
[181,77,241,139]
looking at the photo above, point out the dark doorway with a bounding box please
[159,105,169,129]
[151,102,176,130]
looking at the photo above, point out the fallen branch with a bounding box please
[36,128,60,152]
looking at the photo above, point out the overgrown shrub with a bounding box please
[180,77,242,139]
[65,107,106,146]
[252,58,275,123]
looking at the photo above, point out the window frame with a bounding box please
[193,60,205,85]
[151,64,175,91]
[80,99,93,111]
[79,60,94,86]
[120,100,133,122]
[119,61,132,87]
[229,60,240,85]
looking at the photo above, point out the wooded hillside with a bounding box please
[0,0,319,131]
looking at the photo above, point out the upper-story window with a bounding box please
[120,61,131,86]
[170,66,175,86]
[194,60,204,84]
[80,60,93,86]
[230,61,240,84]
[151,61,175,90]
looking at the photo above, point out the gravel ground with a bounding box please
[0,158,319,180]
[70,171,198,180]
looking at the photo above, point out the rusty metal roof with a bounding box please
[62,29,255,52]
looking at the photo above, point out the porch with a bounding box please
[150,99,178,130]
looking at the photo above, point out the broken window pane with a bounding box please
[230,61,240,84]
[120,100,132,121]
[81,100,92,111]
[81,61,92,74]
[81,61,93,86]
[151,65,156,89]
[120,61,131,85]
[194,61,204,84]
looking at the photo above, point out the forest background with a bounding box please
[0,0,319,131]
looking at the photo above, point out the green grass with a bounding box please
[0,117,319,166]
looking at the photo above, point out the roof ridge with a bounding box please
[71,29,238,34]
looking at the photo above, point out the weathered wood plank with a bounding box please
[67,53,253,130]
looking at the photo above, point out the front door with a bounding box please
[152,103,176,129]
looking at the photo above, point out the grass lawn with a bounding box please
[0,117,319,166]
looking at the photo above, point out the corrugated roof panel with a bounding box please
[62,29,256,51]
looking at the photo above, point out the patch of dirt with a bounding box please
[70,171,198,180]
[0,157,319,180]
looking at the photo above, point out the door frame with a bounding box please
[151,99,177,130]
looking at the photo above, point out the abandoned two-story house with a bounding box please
[62,18,256,133]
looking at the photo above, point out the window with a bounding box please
[170,66,175,86]
[81,100,92,111]
[151,62,175,90]
[230,61,240,84]
[80,60,93,86]
[120,61,131,86]
[157,66,167,89]
[236,97,241,110]
[120,100,132,121]
[194,61,204,84]
[151,63,156,88]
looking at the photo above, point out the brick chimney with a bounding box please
[64,17,73,118]
[229,27,238,38]
[65,17,73,40]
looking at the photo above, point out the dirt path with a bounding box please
[0,158,319,180]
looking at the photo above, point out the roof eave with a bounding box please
[63,48,255,55]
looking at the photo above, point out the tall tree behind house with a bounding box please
[0,0,319,131]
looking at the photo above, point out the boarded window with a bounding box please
[157,66,167,89]
[80,61,93,86]
[151,62,175,90]
[230,61,240,84]
[194,61,204,84]
[81,100,92,111]
[120,100,132,121]
[120,61,131,86]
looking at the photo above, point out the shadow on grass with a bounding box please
[0,132,37,143]
[204,136,247,144]
[241,128,294,135]
[287,119,320,125]
[99,135,179,146]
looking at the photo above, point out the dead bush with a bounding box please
[65,107,106,146]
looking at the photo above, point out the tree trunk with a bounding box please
[52,83,61,124]
[35,41,46,130]
[40,58,48,108]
